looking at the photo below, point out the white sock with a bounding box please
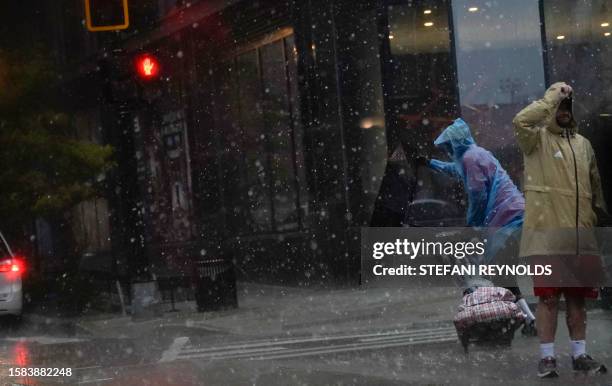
[540,343,555,359]
[570,340,586,359]
[517,298,536,322]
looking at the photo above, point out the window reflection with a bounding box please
[543,0,612,202]
[389,4,450,56]
[452,0,545,157]
[214,60,249,234]
[383,0,460,204]
[334,2,387,225]
[236,49,273,232]
[260,39,301,231]
[212,34,305,234]
[387,1,454,105]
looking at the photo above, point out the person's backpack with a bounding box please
[454,286,525,352]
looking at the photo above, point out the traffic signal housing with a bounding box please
[85,0,130,32]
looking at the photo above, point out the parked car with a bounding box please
[0,231,23,316]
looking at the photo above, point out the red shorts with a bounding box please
[530,255,606,290]
[531,254,602,299]
[533,287,599,299]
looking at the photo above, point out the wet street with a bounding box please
[0,309,611,385]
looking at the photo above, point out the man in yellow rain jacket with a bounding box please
[513,82,607,377]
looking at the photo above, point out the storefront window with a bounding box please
[214,34,305,234]
[543,0,612,201]
[386,0,456,125]
[334,0,387,225]
[382,0,461,206]
[215,61,250,234]
[261,39,302,231]
[452,0,545,180]
[285,35,309,227]
[236,49,273,232]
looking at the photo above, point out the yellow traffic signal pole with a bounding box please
[84,0,130,32]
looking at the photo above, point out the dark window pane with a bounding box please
[384,1,460,207]
[285,35,309,225]
[543,0,612,203]
[261,40,299,230]
[237,50,273,232]
[214,61,249,234]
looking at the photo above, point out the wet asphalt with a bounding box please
[0,310,610,385]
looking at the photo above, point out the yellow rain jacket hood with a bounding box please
[513,82,607,257]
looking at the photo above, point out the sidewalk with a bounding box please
[29,281,604,340]
[73,283,461,339]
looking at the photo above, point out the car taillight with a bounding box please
[0,257,24,273]
[0,260,12,272]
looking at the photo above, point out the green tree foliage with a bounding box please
[0,49,114,226]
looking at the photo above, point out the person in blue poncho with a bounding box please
[420,118,537,335]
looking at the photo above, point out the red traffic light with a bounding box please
[135,54,160,80]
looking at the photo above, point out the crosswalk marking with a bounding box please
[172,326,457,362]
[181,346,288,359]
[159,336,190,363]
[359,329,457,343]
[256,335,458,361]
[180,325,455,354]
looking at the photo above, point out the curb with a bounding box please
[22,313,92,336]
